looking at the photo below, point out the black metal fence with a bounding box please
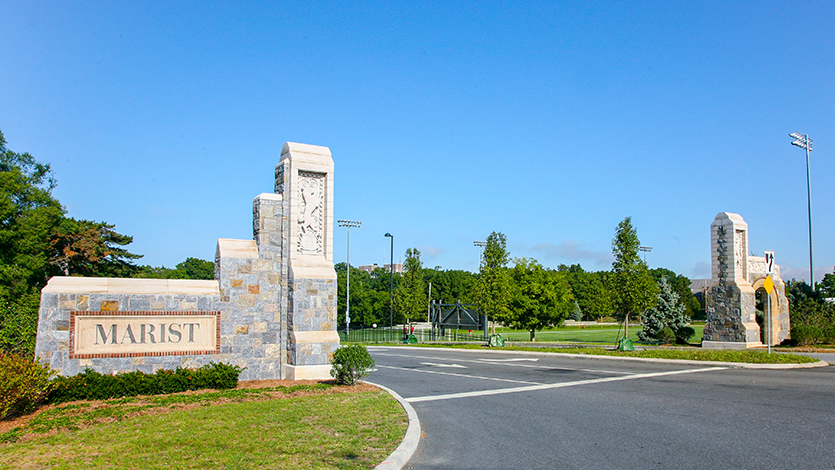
[338,325,488,343]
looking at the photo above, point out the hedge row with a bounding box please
[47,362,245,404]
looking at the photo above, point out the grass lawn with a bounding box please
[0,383,406,470]
[437,324,705,344]
[395,343,818,364]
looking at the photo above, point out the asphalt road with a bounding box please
[369,346,835,470]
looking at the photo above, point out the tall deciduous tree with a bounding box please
[394,248,425,323]
[0,131,63,301]
[508,258,574,340]
[609,217,658,340]
[476,231,512,330]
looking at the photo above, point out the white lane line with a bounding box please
[406,367,728,403]
[420,362,467,368]
[482,358,539,362]
[373,352,635,375]
[377,365,545,386]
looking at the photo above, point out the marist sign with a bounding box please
[70,311,220,359]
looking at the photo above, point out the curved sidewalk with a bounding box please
[368,381,421,470]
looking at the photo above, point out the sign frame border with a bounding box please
[69,310,221,359]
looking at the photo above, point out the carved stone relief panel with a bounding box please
[297,171,324,254]
[734,229,745,277]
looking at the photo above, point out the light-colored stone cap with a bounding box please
[216,238,258,259]
[255,192,282,202]
[713,212,747,226]
[42,277,220,295]
[281,142,332,158]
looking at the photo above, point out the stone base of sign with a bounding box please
[35,141,339,380]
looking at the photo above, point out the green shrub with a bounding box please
[657,327,676,345]
[0,353,56,419]
[675,326,695,344]
[47,362,244,404]
[821,325,835,345]
[330,345,375,385]
[791,325,822,346]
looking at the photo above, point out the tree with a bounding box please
[425,268,476,305]
[566,269,613,321]
[507,259,574,340]
[0,130,63,302]
[819,267,835,299]
[650,267,700,318]
[476,232,512,330]
[609,217,658,341]
[173,257,215,280]
[49,217,142,277]
[394,248,426,323]
[639,277,689,343]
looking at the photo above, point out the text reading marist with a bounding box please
[71,311,220,358]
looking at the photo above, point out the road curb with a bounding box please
[373,345,830,369]
[367,381,421,470]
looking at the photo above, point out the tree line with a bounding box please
[337,220,704,342]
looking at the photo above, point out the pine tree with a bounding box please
[639,277,688,343]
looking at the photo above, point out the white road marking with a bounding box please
[373,351,634,375]
[406,367,728,403]
[480,358,539,362]
[420,362,467,368]
[377,365,544,385]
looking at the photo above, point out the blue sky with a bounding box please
[2,1,833,283]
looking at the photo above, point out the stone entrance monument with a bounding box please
[35,142,339,380]
[702,212,790,349]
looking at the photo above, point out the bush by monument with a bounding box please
[0,353,56,419]
[330,344,375,385]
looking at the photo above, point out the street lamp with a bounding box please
[790,132,815,288]
[338,220,362,339]
[385,233,394,342]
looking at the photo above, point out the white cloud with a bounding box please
[417,245,445,260]
[691,261,710,279]
[531,240,612,267]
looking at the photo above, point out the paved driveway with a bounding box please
[369,346,835,470]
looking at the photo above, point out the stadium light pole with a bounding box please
[474,241,487,266]
[790,132,815,288]
[338,220,362,339]
[385,233,394,342]
[639,246,652,264]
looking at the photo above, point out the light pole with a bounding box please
[474,241,487,266]
[385,232,394,342]
[790,132,814,288]
[338,220,362,339]
[639,246,652,264]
